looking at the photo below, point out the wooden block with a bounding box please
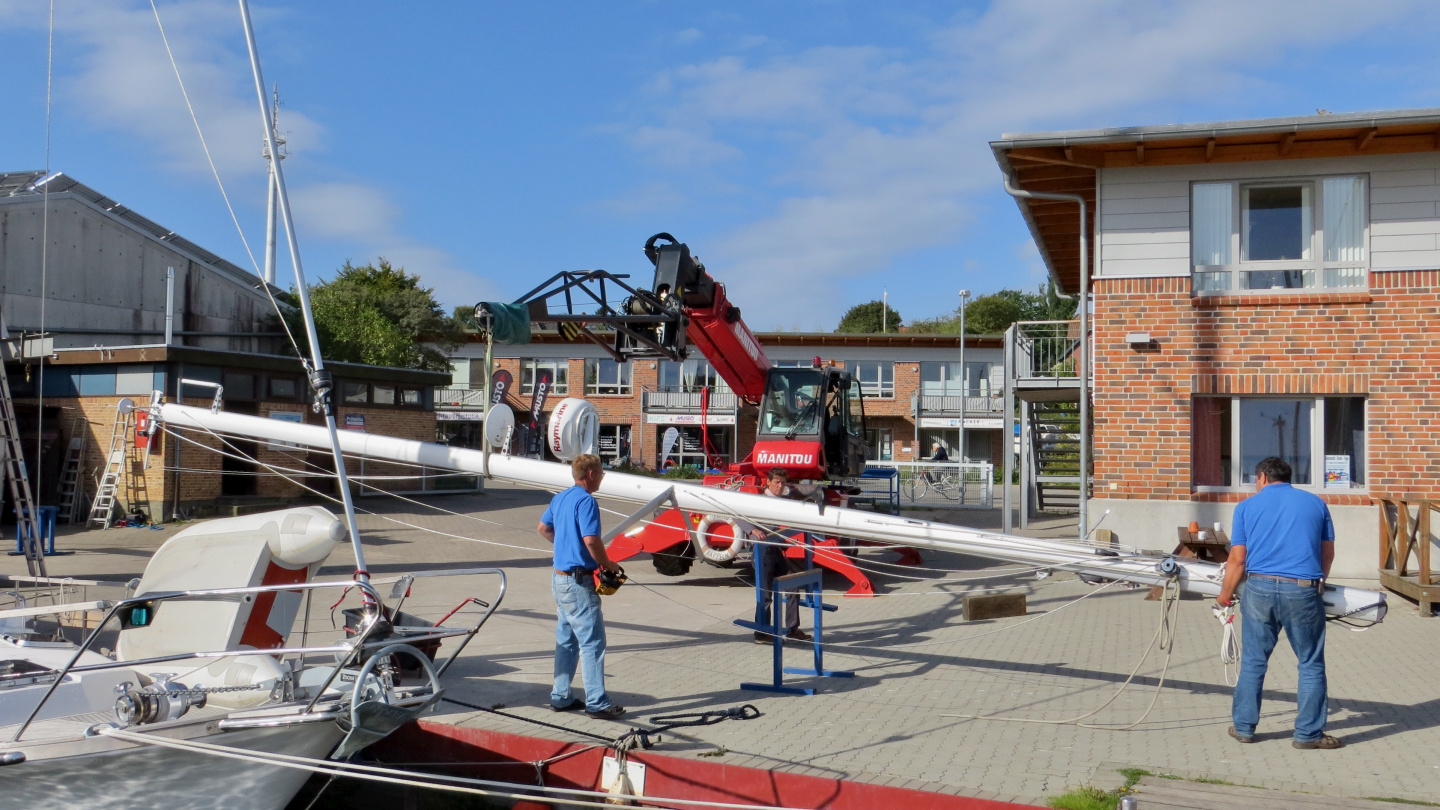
[1094,528,1116,548]
[963,593,1026,622]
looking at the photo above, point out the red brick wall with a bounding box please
[1092,272,1440,506]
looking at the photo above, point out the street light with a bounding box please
[957,289,970,468]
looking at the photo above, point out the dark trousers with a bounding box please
[756,536,800,633]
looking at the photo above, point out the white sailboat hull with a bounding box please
[0,719,341,810]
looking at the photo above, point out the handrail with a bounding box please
[11,578,383,743]
[361,568,507,679]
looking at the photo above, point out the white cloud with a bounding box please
[617,0,1434,328]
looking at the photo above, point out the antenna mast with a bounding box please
[261,83,286,286]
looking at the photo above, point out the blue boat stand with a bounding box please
[734,532,854,695]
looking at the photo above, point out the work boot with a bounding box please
[1293,735,1344,750]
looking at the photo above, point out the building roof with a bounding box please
[0,169,281,300]
[462,330,1004,350]
[41,344,450,385]
[991,108,1440,295]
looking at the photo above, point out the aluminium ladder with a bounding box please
[56,419,87,524]
[88,407,134,529]
[0,356,46,576]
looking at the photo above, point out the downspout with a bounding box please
[1000,163,1089,544]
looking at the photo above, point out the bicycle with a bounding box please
[906,467,964,502]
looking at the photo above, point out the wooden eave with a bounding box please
[998,118,1440,295]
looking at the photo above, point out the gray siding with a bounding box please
[1097,152,1440,277]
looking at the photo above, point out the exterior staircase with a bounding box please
[1029,401,1082,512]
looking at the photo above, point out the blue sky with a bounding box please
[4,1,1440,331]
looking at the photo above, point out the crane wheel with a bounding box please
[651,539,695,577]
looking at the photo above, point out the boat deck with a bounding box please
[12,484,1440,808]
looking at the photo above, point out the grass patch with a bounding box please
[1047,769,1151,810]
[1191,776,1238,786]
[1363,799,1440,807]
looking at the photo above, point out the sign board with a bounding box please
[436,411,485,422]
[919,417,1003,429]
[268,411,304,451]
[343,413,366,432]
[1325,455,1351,488]
[659,427,680,468]
[490,368,513,406]
[645,413,736,426]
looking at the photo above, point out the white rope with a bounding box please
[99,726,807,810]
[941,576,1182,730]
[1214,599,1239,687]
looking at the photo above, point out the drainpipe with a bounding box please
[164,267,175,346]
[1000,166,1089,544]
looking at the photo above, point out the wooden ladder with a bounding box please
[56,418,87,524]
[0,355,46,576]
[88,407,134,529]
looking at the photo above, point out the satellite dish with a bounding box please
[484,404,515,449]
[116,397,136,415]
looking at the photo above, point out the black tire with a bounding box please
[651,539,696,577]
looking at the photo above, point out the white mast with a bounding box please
[237,0,369,586]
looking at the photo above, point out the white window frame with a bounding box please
[1192,395,1368,492]
[1191,174,1369,295]
[584,358,632,396]
[659,359,730,393]
[520,359,569,395]
[846,360,895,398]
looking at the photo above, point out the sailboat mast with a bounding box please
[237,0,370,586]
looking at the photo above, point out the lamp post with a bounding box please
[957,289,970,468]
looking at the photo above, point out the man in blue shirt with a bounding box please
[1216,457,1341,749]
[537,454,625,719]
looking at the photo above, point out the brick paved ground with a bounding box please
[11,483,1439,807]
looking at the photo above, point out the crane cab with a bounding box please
[752,365,867,481]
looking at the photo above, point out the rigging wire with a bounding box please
[148,0,303,356]
[33,0,56,534]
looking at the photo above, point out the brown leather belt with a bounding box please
[555,568,596,577]
[1249,573,1321,588]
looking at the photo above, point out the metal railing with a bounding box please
[1012,320,1081,379]
[6,569,506,742]
[641,387,738,412]
[864,460,993,508]
[435,387,488,409]
[917,394,1004,415]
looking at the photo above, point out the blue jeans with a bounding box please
[551,573,612,711]
[1232,576,1328,742]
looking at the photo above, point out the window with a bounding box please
[1192,176,1367,293]
[865,428,893,461]
[400,388,423,407]
[597,424,632,465]
[269,376,299,400]
[656,426,732,468]
[585,358,632,395]
[659,359,729,392]
[342,382,369,404]
[520,360,569,394]
[1192,396,1365,489]
[846,361,894,398]
[920,362,991,396]
[372,385,396,406]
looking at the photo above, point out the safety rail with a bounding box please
[434,387,489,409]
[1012,320,1081,379]
[641,387,738,412]
[864,461,993,508]
[8,569,506,741]
[916,394,1004,416]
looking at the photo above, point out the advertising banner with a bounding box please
[490,368,513,406]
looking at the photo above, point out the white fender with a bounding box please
[696,515,746,564]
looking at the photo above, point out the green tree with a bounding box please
[452,305,480,331]
[284,258,464,371]
[836,300,903,333]
[906,281,1076,334]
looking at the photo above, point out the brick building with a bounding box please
[993,107,1440,578]
[0,171,449,521]
[442,331,1004,470]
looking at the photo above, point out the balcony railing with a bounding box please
[917,394,1004,416]
[641,388,738,412]
[1012,320,1081,379]
[435,387,488,409]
